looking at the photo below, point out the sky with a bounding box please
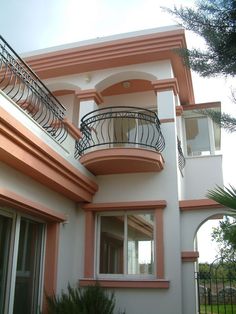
[1,0,235,263]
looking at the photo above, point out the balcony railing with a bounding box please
[177,137,186,172]
[75,106,165,158]
[0,35,67,143]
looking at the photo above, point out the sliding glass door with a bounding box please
[0,210,45,314]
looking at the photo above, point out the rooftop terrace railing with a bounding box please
[75,106,165,158]
[0,35,68,143]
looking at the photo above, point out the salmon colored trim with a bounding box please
[25,29,194,105]
[75,89,104,105]
[183,102,221,111]
[0,189,66,222]
[179,199,224,211]
[63,118,82,140]
[176,105,183,116]
[79,279,169,289]
[159,118,175,123]
[101,79,153,96]
[152,78,179,95]
[181,251,199,262]
[0,188,61,312]
[155,208,164,278]
[83,200,167,211]
[0,107,98,202]
[43,223,60,312]
[52,89,75,96]
[79,148,165,175]
[84,211,95,278]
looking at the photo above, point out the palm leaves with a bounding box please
[207,185,236,210]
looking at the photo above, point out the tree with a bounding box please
[211,215,236,260]
[165,0,236,255]
[165,0,236,131]
[164,0,236,77]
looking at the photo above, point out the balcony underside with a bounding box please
[79,148,164,175]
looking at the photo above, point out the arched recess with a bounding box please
[181,207,232,314]
[46,82,81,96]
[95,70,157,94]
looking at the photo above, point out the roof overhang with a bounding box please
[25,28,195,105]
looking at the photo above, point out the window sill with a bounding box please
[79,279,169,289]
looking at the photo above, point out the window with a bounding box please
[184,115,221,156]
[81,201,168,288]
[97,212,154,277]
[0,210,45,314]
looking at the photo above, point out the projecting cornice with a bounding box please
[25,29,195,105]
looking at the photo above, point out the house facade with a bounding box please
[0,26,226,314]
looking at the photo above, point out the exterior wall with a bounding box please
[184,155,223,199]
[0,27,225,314]
[0,161,84,293]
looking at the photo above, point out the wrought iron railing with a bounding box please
[0,35,67,143]
[75,106,165,158]
[177,137,186,171]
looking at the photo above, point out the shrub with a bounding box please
[46,283,125,314]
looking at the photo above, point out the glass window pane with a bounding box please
[185,117,211,156]
[0,214,12,313]
[99,216,124,274]
[127,214,154,275]
[13,218,43,314]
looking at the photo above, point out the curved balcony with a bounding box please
[75,106,165,175]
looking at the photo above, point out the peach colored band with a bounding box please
[181,251,199,262]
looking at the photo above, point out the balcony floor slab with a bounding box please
[79,147,164,175]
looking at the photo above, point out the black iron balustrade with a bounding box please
[75,106,165,158]
[0,35,67,143]
[177,137,186,171]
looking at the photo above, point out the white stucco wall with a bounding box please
[0,161,84,293]
[184,155,223,199]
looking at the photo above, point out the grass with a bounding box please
[200,304,236,314]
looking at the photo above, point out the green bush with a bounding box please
[46,283,125,314]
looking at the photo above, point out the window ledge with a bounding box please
[79,279,169,289]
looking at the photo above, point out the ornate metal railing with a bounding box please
[75,106,165,158]
[177,137,186,171]
[0,35,67,143]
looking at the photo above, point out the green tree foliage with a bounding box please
[211,216,236,260]
[46,284,125,314]
[165,0,236,77]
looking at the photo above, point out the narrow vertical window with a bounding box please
[0,214,12,313]
[13,218,44,314]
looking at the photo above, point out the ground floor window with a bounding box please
[97,212,154,276]
[0,209,45,314]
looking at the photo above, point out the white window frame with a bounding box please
[95,210,156,280]
[183,112,219,157]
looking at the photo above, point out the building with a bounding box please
[0,26,226,314]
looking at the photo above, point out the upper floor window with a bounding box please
[184,115,221,157]
[97,212,154,277]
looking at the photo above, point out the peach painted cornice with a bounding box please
[75,89,104,105]
[151,78,179,95]
[181,251,199,262]
[0,189,66,222]
[0,107,98,202]
[183,101,221,111]
[25,29,194,105]
[179,199,224,211]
